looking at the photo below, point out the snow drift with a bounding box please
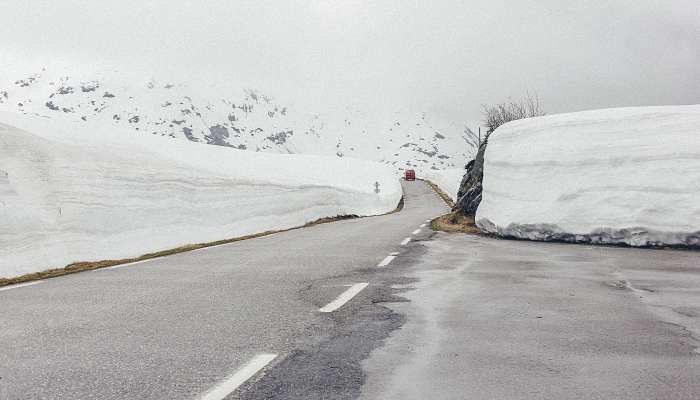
[423,168,465,201]
[476,105,700,248]
[0,112,402,278]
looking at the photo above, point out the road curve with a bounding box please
[0,180,448,400]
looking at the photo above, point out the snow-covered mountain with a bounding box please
[0,69,475,172]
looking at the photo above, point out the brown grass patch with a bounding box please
[419,177,480,234]
[431,211,480,234]
[0,195,406,288]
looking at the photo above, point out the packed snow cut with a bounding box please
[0,112,402,279]
[423,168,465,202]
[476,105,700,248]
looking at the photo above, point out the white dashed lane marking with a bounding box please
[412,229,421,235]
[377,255,396,267]
[319,283,369,313]
[199,353,278,400]
[400,238,411,246]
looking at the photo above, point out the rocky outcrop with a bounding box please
[454,139,487,215]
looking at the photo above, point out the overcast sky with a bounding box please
[1,0,699,126]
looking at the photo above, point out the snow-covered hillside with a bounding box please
[476,105,700,248]
[0,112,402,278]
[0,69,474,173]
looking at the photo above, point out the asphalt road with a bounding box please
[0,180,448,400]
[359,233,700,400]
[2,180,700,399]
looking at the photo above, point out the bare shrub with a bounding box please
[463,126,480,151]
[482,94,545,138]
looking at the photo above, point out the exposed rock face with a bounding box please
[205,125,232,147]
[454,139,487,215]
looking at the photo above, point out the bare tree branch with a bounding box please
[481,93,545,139]
[463,126,479,150]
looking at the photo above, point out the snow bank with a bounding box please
[0,112,402,278]
[423,168,465,201]
[476,105,700,248]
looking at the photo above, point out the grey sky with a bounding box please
[1,0,699,126]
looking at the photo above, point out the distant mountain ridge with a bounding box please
[0,69,476,172]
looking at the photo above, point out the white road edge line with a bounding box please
[319,283,369,313]
[400,237,411,246]
[0,281,42,292]
[377,255,396,267]
[412,229,421,235]
[187,244,227,254]
[199,353,278,400]
[97,244,230,273]
[98,258,158,271]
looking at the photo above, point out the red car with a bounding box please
[405,169,416,181]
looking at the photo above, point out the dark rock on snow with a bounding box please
[454,139,487,215]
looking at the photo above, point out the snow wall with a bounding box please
[423,168,465,202]
[476,105,700,248]
[0,112,402,278]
